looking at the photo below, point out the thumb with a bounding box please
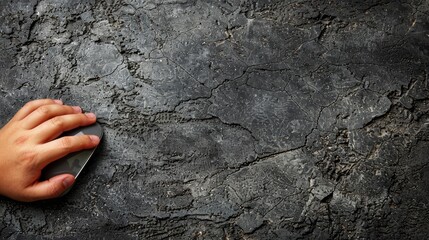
[25,174,75,201]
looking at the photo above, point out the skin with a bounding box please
[0,99,100,202]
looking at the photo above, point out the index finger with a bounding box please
[11,99,63,122]
[35,134,100,169]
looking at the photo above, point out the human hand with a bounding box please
[0,99,100,202]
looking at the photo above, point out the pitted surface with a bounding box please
[0,0,428,239]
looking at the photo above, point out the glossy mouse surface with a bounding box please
[41,122,103,181]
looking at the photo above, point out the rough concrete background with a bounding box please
[0,0,428,239]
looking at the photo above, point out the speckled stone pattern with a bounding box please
[0,0,428,239]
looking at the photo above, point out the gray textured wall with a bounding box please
[0,0,428,239]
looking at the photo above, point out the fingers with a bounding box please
[23,174,75,201]
[31,113,97,143]
[12,99,63,122]
[21,104,82,129]
[35,134,100,168]
[1,99,101,202]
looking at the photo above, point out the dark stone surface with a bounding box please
[0,0,428,239]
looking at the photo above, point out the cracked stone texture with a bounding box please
[0,0,428,239]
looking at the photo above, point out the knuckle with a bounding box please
[59,137,73,151]
[50,117,65,129]
[23,101,35,109]
[14,135,29,145]
[85,135,93,145]
[23,99,41,109]
[36,106,51,116]
[19,151,38,169]
[82,113,90,122]
[73,114,86,125]
[47,184,63,198]
[21,151,37,162]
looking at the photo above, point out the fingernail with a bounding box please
[72,106,82,113]
[62,176,75,189]
[54,99,63,105]
[89,135,100,144]
[85,112,96,119]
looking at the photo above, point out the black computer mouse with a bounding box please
[41,122,103,186]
